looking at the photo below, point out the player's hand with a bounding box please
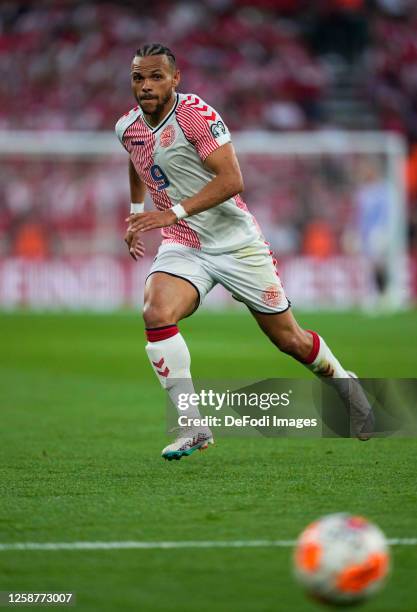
[126,210,177,233]
[124,229,145,261]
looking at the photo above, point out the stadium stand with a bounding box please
[0,1,415,301]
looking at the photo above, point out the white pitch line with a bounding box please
[0,538,416,552]
[0,540,295,552]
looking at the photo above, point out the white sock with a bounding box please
[302,330,373,437]
[303,330,348,379]
[145,325,206,433]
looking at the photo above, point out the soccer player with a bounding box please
[117,43,371,460]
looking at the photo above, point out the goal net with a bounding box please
[0,130,408,311]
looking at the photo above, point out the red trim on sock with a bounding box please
[146,325,178,342]
[303,330,320,364]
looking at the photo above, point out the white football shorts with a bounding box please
[147,237,290,314]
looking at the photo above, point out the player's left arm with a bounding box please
[127,143,244,232]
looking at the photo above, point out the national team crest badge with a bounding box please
[261,285,281,308]
[160,124,176,148]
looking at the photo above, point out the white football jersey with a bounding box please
[115,92,260,253]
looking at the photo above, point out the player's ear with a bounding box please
[173,69,180,89]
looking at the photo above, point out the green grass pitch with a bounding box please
[1,309,417,611]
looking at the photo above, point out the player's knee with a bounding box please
[142,302,177,328]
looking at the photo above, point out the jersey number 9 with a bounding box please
[150,164,170,191]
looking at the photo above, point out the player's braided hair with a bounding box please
[135,43,176,69]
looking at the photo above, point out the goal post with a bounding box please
[235,131,408,311]
[0,130,408,311]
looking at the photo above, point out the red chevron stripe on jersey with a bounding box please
[184,96,217,123]
[186,95,200,104]
[176,102,219,161]
[204,111,216,121]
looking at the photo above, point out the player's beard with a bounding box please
[139,90,174,120]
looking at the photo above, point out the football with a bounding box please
[293,513,390,606]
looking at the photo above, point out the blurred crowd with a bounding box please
[0,152,393,266]
[0,0,416,137]
[0,0,416,297]
[369,3,417,141]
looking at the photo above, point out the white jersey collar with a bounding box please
[142,93,179,133]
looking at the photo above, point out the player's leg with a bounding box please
[207,239,350,377]
[143,270,198,326]
[143,271,198,388]
[209,239,373,437]
[144,272,213,459]
[250,308,347,377]
[250,308,374,438]
[143,246,216,459]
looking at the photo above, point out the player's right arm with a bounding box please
[125,159,146,260]
[114,109,147,260]
[127,96,244,233]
